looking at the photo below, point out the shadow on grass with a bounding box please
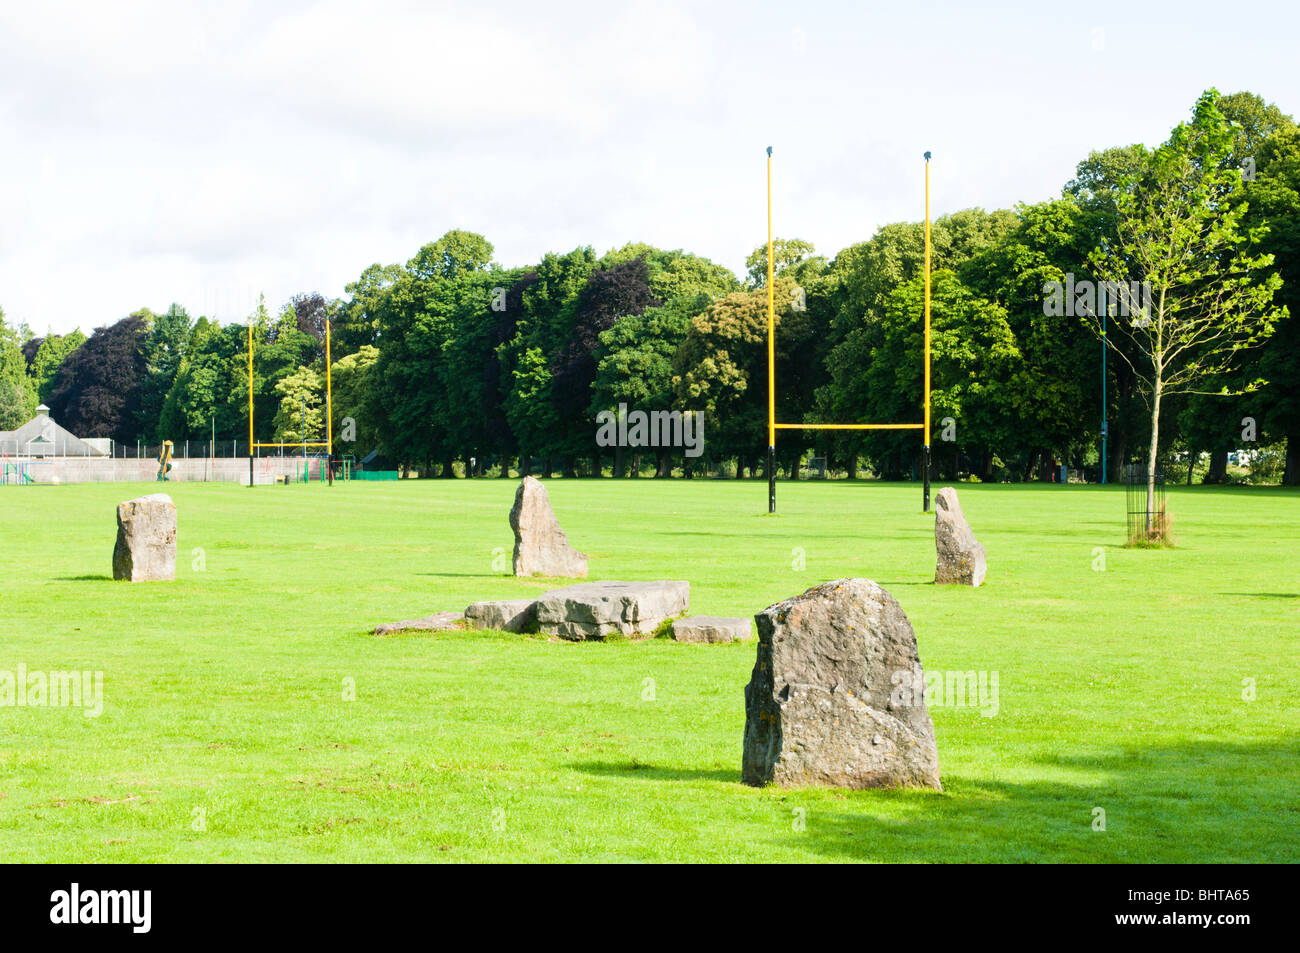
[783,738,1300,863]
[1220,592,1299,599]
[55,574,113,581]
[577,738,1299,862]
[573,760,737,784]
[414,572,511,579]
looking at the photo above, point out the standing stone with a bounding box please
[112,493,177,582]
[742,578,941,790]
[509,476,588,578]
[934,486,986,587]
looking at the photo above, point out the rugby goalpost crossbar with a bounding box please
[764,148,933,512]
[247,318,333,486]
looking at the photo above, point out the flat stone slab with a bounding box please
[671,616,752,644]
[464,598,537,633]
[535,580,689,641]
[113,493,177,582]
[373,611,464,636]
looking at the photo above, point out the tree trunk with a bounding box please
[655,450,669,478]
[1205,450,1228,484]
[563,455,577,479]
[1285,433,1299,486]
[499,453,512,478]
[1186,447,1196,486]
[1146,382,1162,536]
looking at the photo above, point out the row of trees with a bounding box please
[3,88,1296,483]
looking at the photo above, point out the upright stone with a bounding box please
[509,476,588,578]
[112,493,177,582]
[934,486,987,587]
[742,578,941,790]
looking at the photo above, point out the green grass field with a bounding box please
[1,477,1297,862]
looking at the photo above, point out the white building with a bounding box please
[0,405,109,458]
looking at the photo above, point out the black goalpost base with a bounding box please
[923,445,931,512]
[767,446,776,513]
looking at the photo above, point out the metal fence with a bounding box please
[1124,463,1168,543]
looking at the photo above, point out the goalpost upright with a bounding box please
[247,317,333,486]
[765,148,933,513]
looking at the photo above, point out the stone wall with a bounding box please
[18,457,302,485]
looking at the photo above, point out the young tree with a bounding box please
[1086,90,1285,531]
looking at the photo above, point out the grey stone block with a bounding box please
[372,611,464,636]
[535,580,689,641]
[464,598,538,633]
[671,615,752,644]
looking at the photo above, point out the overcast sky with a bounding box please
[2,0,1298,336]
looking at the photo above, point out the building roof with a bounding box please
[0,411,108,457]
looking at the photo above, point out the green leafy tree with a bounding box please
[139,304,192,441]
[272,365,325,445]
[671,277,811,472]
[45,315,149,441]
[367,231,497,473]
[0,309,38,429]
[158,319,248,441]
[591,299,693,476]
[500,247,597,471]
[27,329,87,404]
[329,345,380,457]
[744,238,825,289]
[1087,89,1285,528]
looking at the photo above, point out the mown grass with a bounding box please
[1,477,1297,862]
